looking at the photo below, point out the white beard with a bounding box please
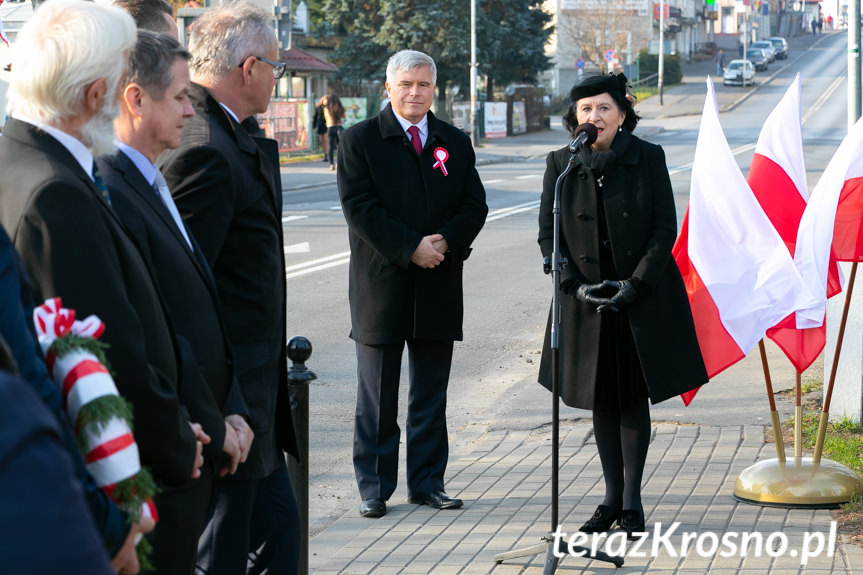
[80,98,119,157]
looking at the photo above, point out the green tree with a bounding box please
[319,0,551,110]
[477,0,552,99]
[320,0,469,115]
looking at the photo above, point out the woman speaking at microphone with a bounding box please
[537,73,707,538]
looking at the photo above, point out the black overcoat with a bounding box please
[98,150,248,464]
[0,117,197,486]
[537,131,707,408]
[338,106,488,344]
[159,84,297,479]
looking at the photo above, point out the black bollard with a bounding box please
[287,336,316,575]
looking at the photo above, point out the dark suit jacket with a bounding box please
[0,117,197,487]
[159,84,297,479]
[537,131,708,407]
[97,150,248,463]
[0,370,114,575]
[337,105,488,345]
[0,225,129,556]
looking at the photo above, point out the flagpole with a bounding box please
[813,262,858,463]
[794,371,802,458]
[758,339,786,462]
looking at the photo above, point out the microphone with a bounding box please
[568,123,598,154]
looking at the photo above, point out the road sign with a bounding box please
[605,50,616,62]
[575,58,585,69]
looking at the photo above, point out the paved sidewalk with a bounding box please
[311,418,863,574]
[306,30,863,574]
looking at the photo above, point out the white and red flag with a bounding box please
[795,115,863,322]
[672,77,818,403]
[0,0,8,48]
[747,74,842,373]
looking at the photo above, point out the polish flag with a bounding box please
[795,116,863,325]
[0,0,8,48]
[672,77,818,404]
[747,75,842,373]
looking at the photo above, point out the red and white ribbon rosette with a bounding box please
[34,298,158,548]
[432,147,449,176]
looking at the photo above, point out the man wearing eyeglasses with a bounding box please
[158,2,299,574]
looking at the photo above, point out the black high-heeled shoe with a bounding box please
[619,505,645,539]
[579,505,622,533]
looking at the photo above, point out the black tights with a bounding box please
[592,399,650,511]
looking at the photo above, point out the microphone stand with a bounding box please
[494,149,624,573]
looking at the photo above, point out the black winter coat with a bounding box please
[338,106,488,344]
[537,130,707,408]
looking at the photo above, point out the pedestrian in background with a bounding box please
[537,73,707,539]
[313,95,329,162]
[324,94,345,170]
[715,49,725,75]
[338,49,487,519]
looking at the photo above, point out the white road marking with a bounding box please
[284,242,310,254]
[282,215,308,223]
[801,75,844,126]
[668,143,756,176]
[486,200,541,222]
[285,251,351,279]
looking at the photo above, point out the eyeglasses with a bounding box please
[238,56,287,80]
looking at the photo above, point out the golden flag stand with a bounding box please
[733,264,862,507]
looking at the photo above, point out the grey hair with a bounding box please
[125,30,190,100]
[187,0,276,82]
[7,0,136,123]
[385,50,437,85]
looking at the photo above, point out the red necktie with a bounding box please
[408,125,422,156]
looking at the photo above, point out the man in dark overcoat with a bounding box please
[98,31,252,575]
[0,2,204,570]
[338,49,488,518]
[157,3,299,573]
[0,0,202,503]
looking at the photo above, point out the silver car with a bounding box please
[767,37,789,59]
[750,41,776,63]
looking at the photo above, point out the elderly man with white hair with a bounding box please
[0,1,205,571]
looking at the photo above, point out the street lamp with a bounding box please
[658,0,664,105]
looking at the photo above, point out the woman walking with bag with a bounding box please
[324,94,345,171]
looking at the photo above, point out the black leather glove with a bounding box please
[576,283,613,309]
[597,279,638,313]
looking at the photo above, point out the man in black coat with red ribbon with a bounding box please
[337,49,487,519]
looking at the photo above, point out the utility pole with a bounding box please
[658,0,664,105]
[849,0,861,128]
[470,0,479,146]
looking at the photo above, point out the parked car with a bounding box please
[767,36,789,59]
[747,48,769,72]
[723,59,755,87]
[750,41,776,63]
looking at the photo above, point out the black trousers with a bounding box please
[150,464,213,575]
[196,457,299,575]
[353,339,454,501]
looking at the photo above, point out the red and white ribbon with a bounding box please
[34,297,105,347]
[33,298,155,525]
[432,147,449,176]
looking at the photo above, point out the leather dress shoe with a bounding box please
[408,490,463,509]
[578,504,622,533]
[359,498,386,518]
[619,505,645,539]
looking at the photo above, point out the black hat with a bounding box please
[570,73,629,103]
